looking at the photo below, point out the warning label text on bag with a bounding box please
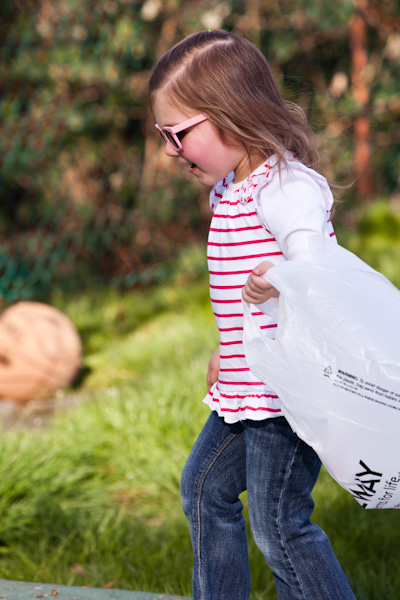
[327,368,400,411]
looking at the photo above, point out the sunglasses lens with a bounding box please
[156,126,181,150]
[164,130,180,150]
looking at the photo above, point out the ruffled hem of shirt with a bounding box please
[203,382,282,424]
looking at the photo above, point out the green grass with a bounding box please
[0,234,400,598]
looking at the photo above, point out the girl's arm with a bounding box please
[207,346,220,391]
[243,168,332,305]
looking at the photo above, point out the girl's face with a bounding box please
[153,95,251,186]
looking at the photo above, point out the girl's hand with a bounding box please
[242,261,279,304]
[207,346,220,392]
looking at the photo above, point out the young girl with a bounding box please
[149,30,357,600]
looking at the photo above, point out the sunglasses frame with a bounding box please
[155,113,209,151]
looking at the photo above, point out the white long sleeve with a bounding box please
[257,168,334,262]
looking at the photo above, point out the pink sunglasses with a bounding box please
[155,113,208,151]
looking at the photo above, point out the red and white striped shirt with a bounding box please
[203,157,336,423]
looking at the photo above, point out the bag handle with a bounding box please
[254,295,280,321]
[242,298,279,387]
[242,299,277,351]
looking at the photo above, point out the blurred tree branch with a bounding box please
[351,0,372,201]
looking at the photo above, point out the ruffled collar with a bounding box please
[210,160,273,209]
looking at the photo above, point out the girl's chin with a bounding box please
[187,165,220,186]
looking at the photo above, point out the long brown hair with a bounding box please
[149,30,319,171]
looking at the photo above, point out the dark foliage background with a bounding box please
[0,0,399,301]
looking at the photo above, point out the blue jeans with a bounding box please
[181,412,356,600]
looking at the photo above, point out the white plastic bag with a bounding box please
[243,239,400,509]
